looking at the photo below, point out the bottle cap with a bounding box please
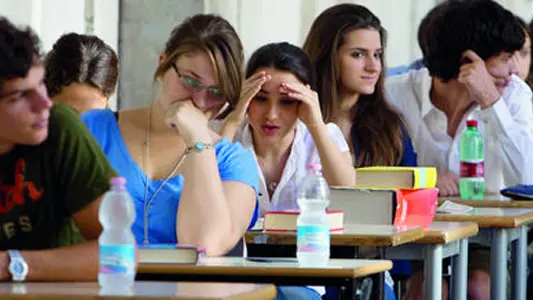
[110,177,126,186]
[466,120,478,127]
[307,164,322,171]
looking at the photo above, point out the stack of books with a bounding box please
[258,167,439,232]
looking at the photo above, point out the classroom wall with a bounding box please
[0,0,531,110]
[118,0,203,109]
[118,0,533,109]
[0,0,119,109]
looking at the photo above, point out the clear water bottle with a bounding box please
[98,177,136,289]
[296,164,330,267]
[459,120,485,200]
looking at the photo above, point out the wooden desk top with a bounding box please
[438,197,533,208]
[138,257,392,279]
[434,207,533,228]
[417,222,479,244]
[0,281,276,300]
[245,224,424,247]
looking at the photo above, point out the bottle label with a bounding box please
[297,225,330,253]
[99,245,135,274]
[460,161,484,178]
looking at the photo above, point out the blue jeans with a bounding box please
[276,286,322,300]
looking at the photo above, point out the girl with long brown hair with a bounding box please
[303,4,417,300]
[302,3,417,169]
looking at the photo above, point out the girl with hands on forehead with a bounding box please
[214,41,355,300]
[216,42,355,216]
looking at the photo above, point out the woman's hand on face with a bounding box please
[165,100,212,145]
[281,82,324,128]
[231,71,271,122]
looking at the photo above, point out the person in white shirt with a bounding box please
[384,1,533,300]
[217,42,355,216]
[214,42,355,300]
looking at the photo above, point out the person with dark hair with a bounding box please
[385,1,533,299]
[302,3,417,170]
[45,33,118,114]
[213,41,355,300]
[217,42,354,216]
[82,14,259,257]
[302,4,416,300]
[0,17,120,281]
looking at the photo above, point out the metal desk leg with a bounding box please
[450,238,468,300]
[377,248,385,300]
[511,226,527,300]
[342,278,358,300]
[490,229,508,300]
[424,244,443,300]
[369,247,385,300]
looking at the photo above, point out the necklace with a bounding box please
[142,105,189,245]
[257,154,287,198]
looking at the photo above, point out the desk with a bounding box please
[246,224,423,300]
[386,222,478,300]
[247,222,477,300]
[0,281,277,300]
[246,224,424,247]
[137,257,392,300]
[439,197,533,208]
[435,208,533,300]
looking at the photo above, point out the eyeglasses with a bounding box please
[171,63,224,103]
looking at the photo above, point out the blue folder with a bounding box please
[500,184,533,200]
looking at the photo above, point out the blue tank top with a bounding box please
[82,109,259,244]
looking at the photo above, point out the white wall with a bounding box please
[1,0,532,109]
[205,0,533,66]
[0,0,119,109]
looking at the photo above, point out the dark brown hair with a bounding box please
[303,4,404,167]
[245,42,316,90]
[0,17,40,94]
[154,14,244,118]
[421,0,524,81]
[45,33,118,98]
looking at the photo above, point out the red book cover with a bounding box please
[393,188,438,229]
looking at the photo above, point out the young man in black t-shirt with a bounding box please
[0,17,117,281]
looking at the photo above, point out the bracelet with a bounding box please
[185,142,213,154]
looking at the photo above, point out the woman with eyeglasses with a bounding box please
[81,14,259,257]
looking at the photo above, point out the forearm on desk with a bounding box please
[177,149,249,256]
[16,240,99,281]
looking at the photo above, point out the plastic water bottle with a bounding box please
[459,120,485,200]
[296,164,330,267]
[98,177,136,289]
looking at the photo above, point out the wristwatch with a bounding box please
[7,250,28,281]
